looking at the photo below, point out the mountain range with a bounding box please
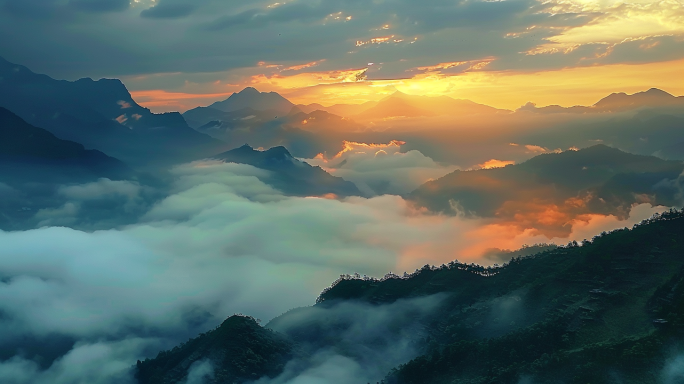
[408,145,684,235]
[350,91,510,120]
[183,103,363,159]
[192,86,684,124]
[0,56,226,166]
[518,88,684,114]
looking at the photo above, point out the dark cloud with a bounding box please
[0,0,647,82]
[140,1,197,19]
[600,35,684,65]
[69,0,130,13]
[0,0,61,19]
[204,2,339,31]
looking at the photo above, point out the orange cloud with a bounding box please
[416,61,468,71]
[130,90,234,113]
[283,60,326,72]
[356,35,396,46]
[332,140,406,159]
[478,159,515,169]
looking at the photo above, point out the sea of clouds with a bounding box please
[0,159,668,383]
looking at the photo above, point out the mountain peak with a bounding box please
[238,86,260,95]
[208,87,294,113]
[265,145,293,158]
[594,88,678,110]
[641,87,674,97]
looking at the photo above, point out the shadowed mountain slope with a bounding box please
[0,56,225,166]
[0,107,130,182]
[211,145,362,197]
[408,145,684,235]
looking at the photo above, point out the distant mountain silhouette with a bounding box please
[184,106,363,158]
[0,56,225,166]
[295,92,508,119]
[0,107,131,183]
[296,102,327,114]
[211,145,362,197]
[523,109,684,160]
[354,95,433,120]
[409,145,684,235]
[304,100,378,117]
[208,87,294,114]
[594,88,683,111]
[518,88,684,114]
[353,91,509,120]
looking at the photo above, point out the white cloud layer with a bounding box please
[304,142,458,196]
[0,160,670,382]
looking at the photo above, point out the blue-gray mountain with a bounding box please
[408,145,684,236]
[0,56,226,166]
[210,144,362,197]
[0,106,130,183]
[207,87,294,114]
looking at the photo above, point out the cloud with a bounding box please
[1,0,667,85]
[305,141,458,196]
[0,338,148,384]
[0,160,671,382]
[663,354,684,384]
[34,202,81,227]
[58,178,142,200]
[203,2,335,32]
[653,171,684,206]
[28,178,151,228]
[69,0,130,13]
[0,182,17,196]
[478,159,515,170]
[140,1,197,19]
[183,360,214,384]
[260,295,445,384]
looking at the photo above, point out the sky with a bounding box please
[1,0,684,112]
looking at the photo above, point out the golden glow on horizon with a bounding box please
[280,57,684,109]
[130,90,234,112]
[131,57,684,113]
[118,0,684,114]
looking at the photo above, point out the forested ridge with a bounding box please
[374,209,684,383]
[136,209,684,384]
